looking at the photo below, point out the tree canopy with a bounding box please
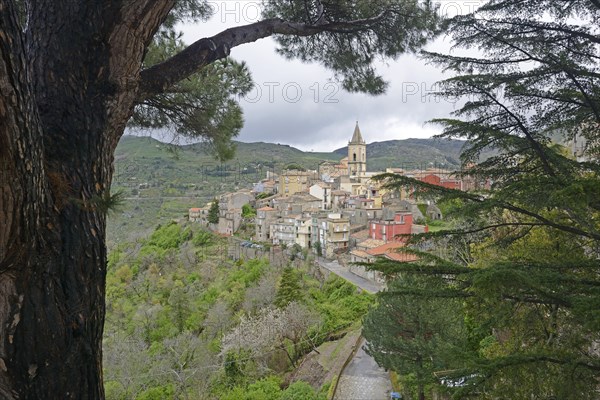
[364,1,600,397]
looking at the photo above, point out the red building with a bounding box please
[420,173,462,190]
[368,212,428,242]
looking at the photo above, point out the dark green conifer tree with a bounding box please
[363,275,467,400]
[208,199,220,225]
[367,1,600,397]
[274,267,303,308]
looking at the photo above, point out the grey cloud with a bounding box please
[177,3,477,151]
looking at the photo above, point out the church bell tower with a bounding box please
[348,121,366,177]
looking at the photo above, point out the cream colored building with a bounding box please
[323,213,350,258]
[278,170,311,196]
[309,182,332,210]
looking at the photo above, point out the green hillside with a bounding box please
[334,138,467,171]
[104,222,371,399]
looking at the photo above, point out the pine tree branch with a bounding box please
[377,174,600,241]
[428,223,547,236]
[485,353,600,373]
[138,12,388,99]
[551,58,600,122]
[478,17,600,45]
[460,45,556,178]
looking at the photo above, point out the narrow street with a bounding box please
[315,258,393,400]
[335,338,393,400]
[315,258,383,294]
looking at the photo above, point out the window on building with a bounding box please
[353,153,356,161]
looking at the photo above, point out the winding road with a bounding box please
[315,258,393,400]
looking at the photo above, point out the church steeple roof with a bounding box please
[350,121,365,144]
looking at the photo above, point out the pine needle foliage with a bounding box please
[275,267,303,308]
[366,1,600,397]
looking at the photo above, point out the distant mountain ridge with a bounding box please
[334,138,467,170]
[118,135,468,172]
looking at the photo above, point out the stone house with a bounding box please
[342,208,382,228]
[255,206,278,242]
[330,190,349,209]
[270,216,297,246]
[189,204,211,224]
[427,204,442,220]
[315,213,350,258]
[274,192,322,215]
[294,217,312,249]
[216,190,254,235]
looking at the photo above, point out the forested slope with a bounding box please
[103,222,372,399]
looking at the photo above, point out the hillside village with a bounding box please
[189,123,490,277]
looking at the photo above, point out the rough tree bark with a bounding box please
[0,1,176,398]
[0,0,409,397]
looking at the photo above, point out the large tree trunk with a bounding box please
[0,1,173,398]
[0,0,389,397]
[0,0,263,394]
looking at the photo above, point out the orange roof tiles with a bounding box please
[367,242,405,256]
[384,252,419,262]
[357,238,386,249]
[350,249,371,259]
[365,242,419,262]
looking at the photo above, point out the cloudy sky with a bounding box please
[178,1,480,152]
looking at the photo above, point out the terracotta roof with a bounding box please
[189,208,202,212]
[303,207,321,213]
[282,170,311,176]
[289,193,321,202]
[257,206,275,211]
[365,242,419,262]
[367,242,405,256]
[350,249,371,259]
[350,229,369,240]
[384,252,419,262]
[357,238,386,249]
